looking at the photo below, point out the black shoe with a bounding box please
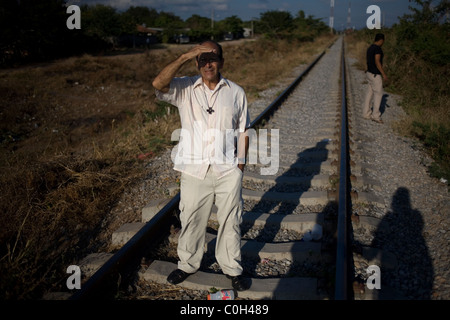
[167,269,193,285]
[226,274,251,291]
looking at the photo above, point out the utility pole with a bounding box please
[329,0,334,34]
[211,8,214,40]
[347,2,351,31]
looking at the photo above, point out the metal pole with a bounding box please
[330,0,335,33]
[335,38,349,300]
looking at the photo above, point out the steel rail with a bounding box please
[334,38,350,300]
[69,46,330,300]
[250,50,325,128]
[69,194,180,299]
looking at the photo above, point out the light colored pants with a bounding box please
[177,166,243,276]
[363,72,383,120]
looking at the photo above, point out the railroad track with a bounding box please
[68,36,383,300]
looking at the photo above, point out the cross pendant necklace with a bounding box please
[204,83,218,115]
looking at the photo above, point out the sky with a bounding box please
[69,0,418,30]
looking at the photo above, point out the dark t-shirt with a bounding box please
[366,44,383,75]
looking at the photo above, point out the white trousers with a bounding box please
[363,72,383,120]
[177,166,243,276]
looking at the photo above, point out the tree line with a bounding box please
[391,0,449,181]
[0,0,329,67]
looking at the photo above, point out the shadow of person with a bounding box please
[356,187,434,299]
[379,94,389,115]
[240,140,329,288]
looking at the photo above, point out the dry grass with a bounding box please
[345,37,367,71]
[0,35,336,299]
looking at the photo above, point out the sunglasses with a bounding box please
[197,53,221,67]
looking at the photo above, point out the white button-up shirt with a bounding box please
[156,75,250,180]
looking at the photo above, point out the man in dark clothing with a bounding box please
[363,33,388,124]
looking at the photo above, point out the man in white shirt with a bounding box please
[152,40,250,291]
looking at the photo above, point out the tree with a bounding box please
[154,11,184,29]
[396,0,450,65]
[404,0,450,24]
[119,6,160,35]
[124,6,159,27]
[294,10,328,37]
[186,14,212,41]
[154,11,185,43]
[258,10,294,38]
[82,4,121,40]
[222,15,244,36]
[0,0,76,65]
